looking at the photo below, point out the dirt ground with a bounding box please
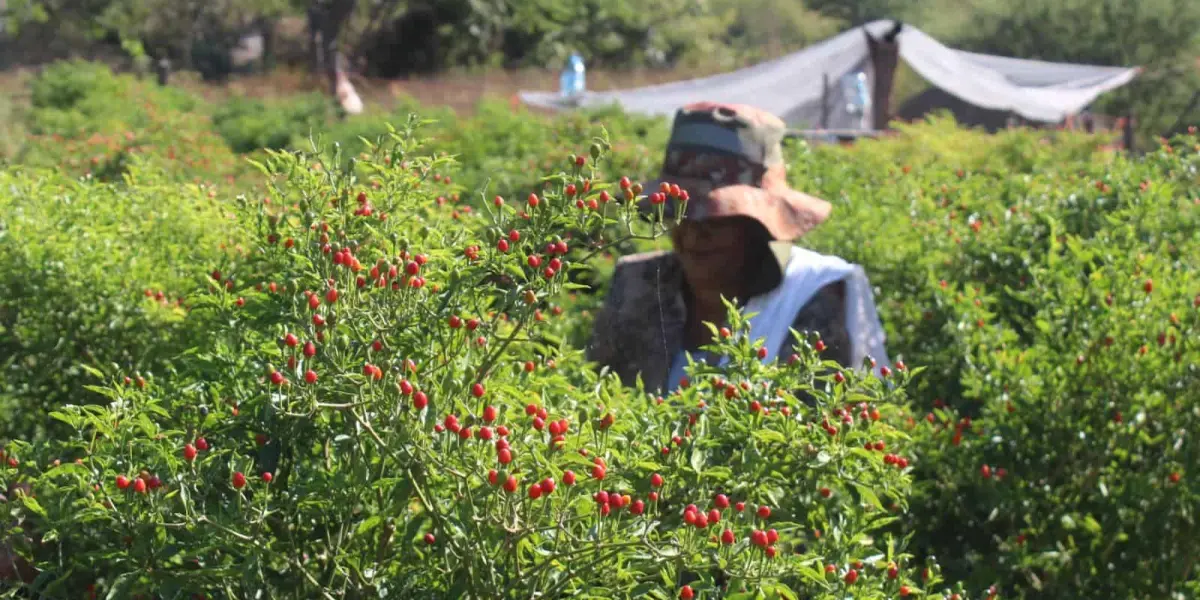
[0,63,727,118]
[191,67,723,115]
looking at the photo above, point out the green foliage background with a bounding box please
[2,0,1197,142]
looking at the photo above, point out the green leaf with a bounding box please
[635,461,665,472]
[751,429,786,444]
[48,411,82,429]
[20,495,47,518]
[1061,514,1076,530]
[504,263,527,281]
[767,582,799,600]
[794,563,828,585]
[724,592,758,600]
[69,507,114,524]
[689,446,707,475]
[1035,319,1052,335]
[44,462,89,479]
[80,364,108,380]
[853,484,884,511]
[702,467,734,481]
[246,158,270,175]
[371,477,406,489]
[356,515,382,536]
[82,385,121,401]
[143,402,172,420]
[628,583,657,598]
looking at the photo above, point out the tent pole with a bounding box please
[820,74,830,129]
[1122,111,1136,154]
[866,21,902,131]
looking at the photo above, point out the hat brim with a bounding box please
[638,176,831,242]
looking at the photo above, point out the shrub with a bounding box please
[211,94,335,154]
[239,95,670,210]
[25,60,199,138]
[1,122,960,599]
[904,140,1200,599]
[0,160,245,443]
[15,61,254,189]
[27,60,125,115]
[791,123,1200,598]
[414,99,668,199]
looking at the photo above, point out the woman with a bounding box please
[586,102,890,393]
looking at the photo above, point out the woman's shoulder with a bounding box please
[594,249,687,328]
[786,245,858,269]
[612,249,680,269]
[609,250,684,288]
[588,249,688,386]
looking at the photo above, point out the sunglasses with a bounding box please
[670,218,751,248]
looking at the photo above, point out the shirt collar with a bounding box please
[768,241,793,277]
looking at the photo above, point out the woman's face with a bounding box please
[671,217,751,292]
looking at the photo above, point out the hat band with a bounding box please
[667,122,765,163]
[661,147,766,188]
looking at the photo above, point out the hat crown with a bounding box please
[661,103,787,188]
[645,102,831,242]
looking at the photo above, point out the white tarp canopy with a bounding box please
[518,20,1140,128]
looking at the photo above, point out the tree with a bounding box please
[308,0,362,113]
[1,0,296,71]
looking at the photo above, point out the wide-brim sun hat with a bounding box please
[640,102,832,242]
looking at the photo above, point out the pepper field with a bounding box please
[0,61,1197,600]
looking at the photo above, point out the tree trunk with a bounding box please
[156,57,171,86]
[179,0,206,71]
[259,16,276,74]
[1122,111,1136,153]
[308,4,324,77]
[309,0,358,95]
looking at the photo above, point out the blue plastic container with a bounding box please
[559,52,587,99]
